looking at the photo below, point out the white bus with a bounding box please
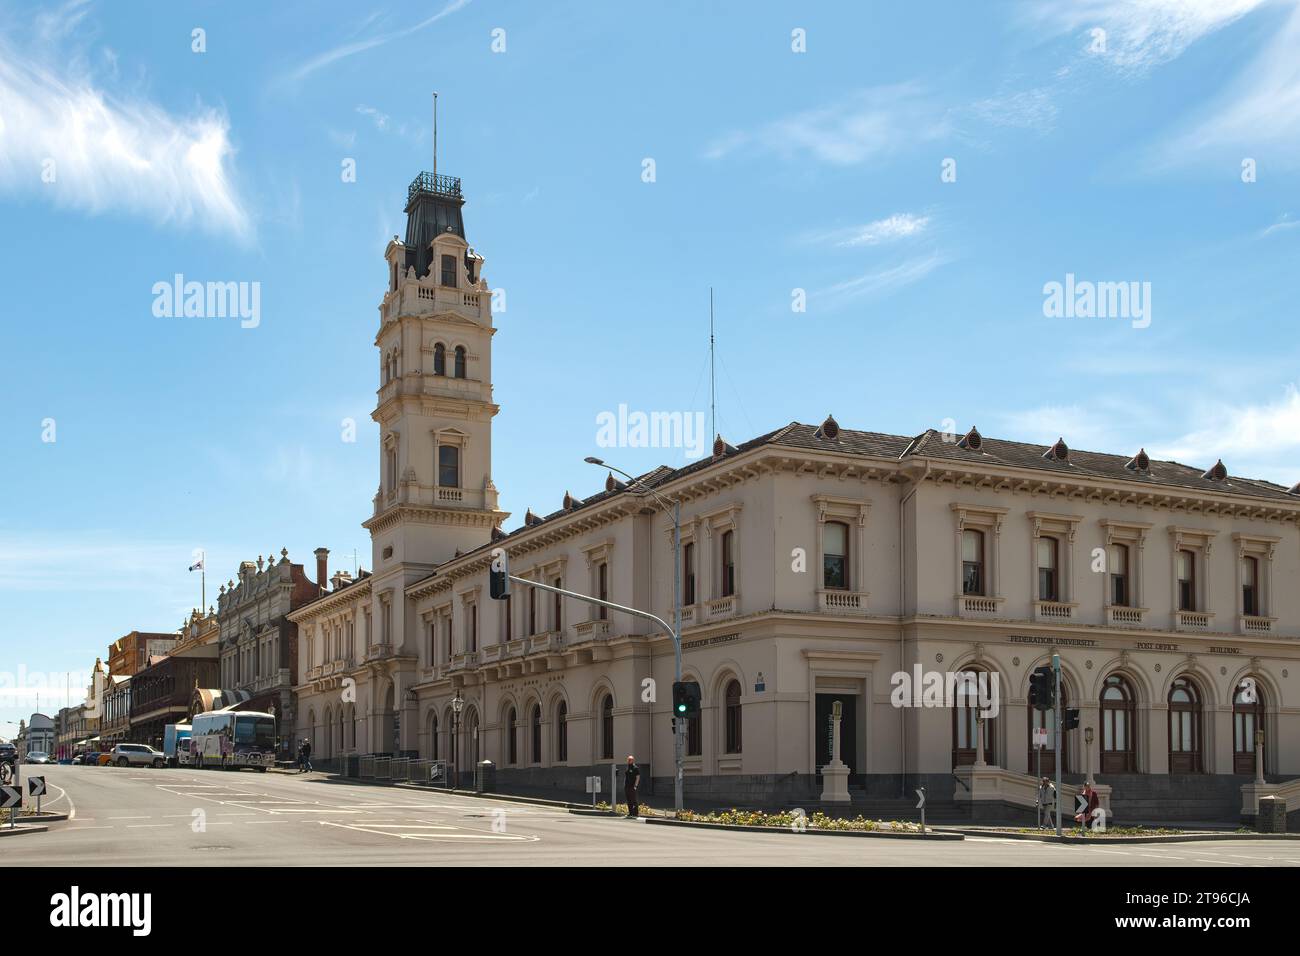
[190,710,276,771]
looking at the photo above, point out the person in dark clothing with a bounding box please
[300,739,313,773]
[624,755,640,818]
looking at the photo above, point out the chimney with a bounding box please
[314,548,329,590]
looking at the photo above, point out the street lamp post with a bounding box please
[586,456,684,815]
[451,691,464,789]
[1084,726,1095,787]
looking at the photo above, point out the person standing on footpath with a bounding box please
[624,755,641,819]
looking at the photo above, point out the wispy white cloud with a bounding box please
[0,29,252,241]
[1150,384,1300,481]
[1002,385,1300,484]
[1025,0,1267,72]
[969,87,1059,130]
[1154,2,1300,167]
[1261,213,1300,237]
[817,252,949,306]
[704,84,950,166]
[809,213,931,248]
[996,403,1128,452]
[355,104,423,142]
[281,0,473,86]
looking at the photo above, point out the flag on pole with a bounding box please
[188,557,204,571]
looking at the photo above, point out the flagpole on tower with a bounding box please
[432,91,438,179]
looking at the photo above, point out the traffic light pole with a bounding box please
[502,569,684,814]
[1053,653,1062,838]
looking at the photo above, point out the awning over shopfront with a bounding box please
[191,688,252,714]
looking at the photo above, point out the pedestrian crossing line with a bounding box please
[348,823,458,830]
[317,820,537,842]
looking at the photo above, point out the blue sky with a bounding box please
[2,0,1299,733]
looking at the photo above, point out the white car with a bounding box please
[112,744,166,768]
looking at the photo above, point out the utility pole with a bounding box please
[1053,653,1062,838]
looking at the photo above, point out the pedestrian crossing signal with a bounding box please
[1062,707,1080,731]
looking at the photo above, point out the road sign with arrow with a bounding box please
[0,786,19,809]
[27,776,45,798]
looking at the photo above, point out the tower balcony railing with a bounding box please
[408,171,462,204]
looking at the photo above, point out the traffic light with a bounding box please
[489,547,509,600]
[672,681,701,720]
[1062,708,1080,731]
[1028,666,1055,711]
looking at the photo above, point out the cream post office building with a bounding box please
[292,169,1300,821]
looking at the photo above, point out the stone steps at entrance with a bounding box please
[1096,773,1251,824]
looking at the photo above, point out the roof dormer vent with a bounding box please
[1042,437,1069,462]
[605,472,626,494]
[816,414,840,441]
[1125,448,1150,473]
[1202,459,1228,481]
[524,508,542,526]
[957,426,982,451]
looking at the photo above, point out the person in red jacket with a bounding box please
[1074,782,1101,830]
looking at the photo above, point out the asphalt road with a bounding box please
[7,765,1300,867]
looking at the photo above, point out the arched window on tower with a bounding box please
[454,346,467,379]
[433,343,446,376]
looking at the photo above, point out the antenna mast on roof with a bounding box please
[432,91,438,179]
[709,287,716,443]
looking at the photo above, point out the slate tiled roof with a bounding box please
[905,429,1296,503]
[411,420,1296,588]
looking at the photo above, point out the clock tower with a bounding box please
[362,170,507,668]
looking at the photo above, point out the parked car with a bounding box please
[112,743,165,768]
[96,752,114,766]
[24,751,51,764]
